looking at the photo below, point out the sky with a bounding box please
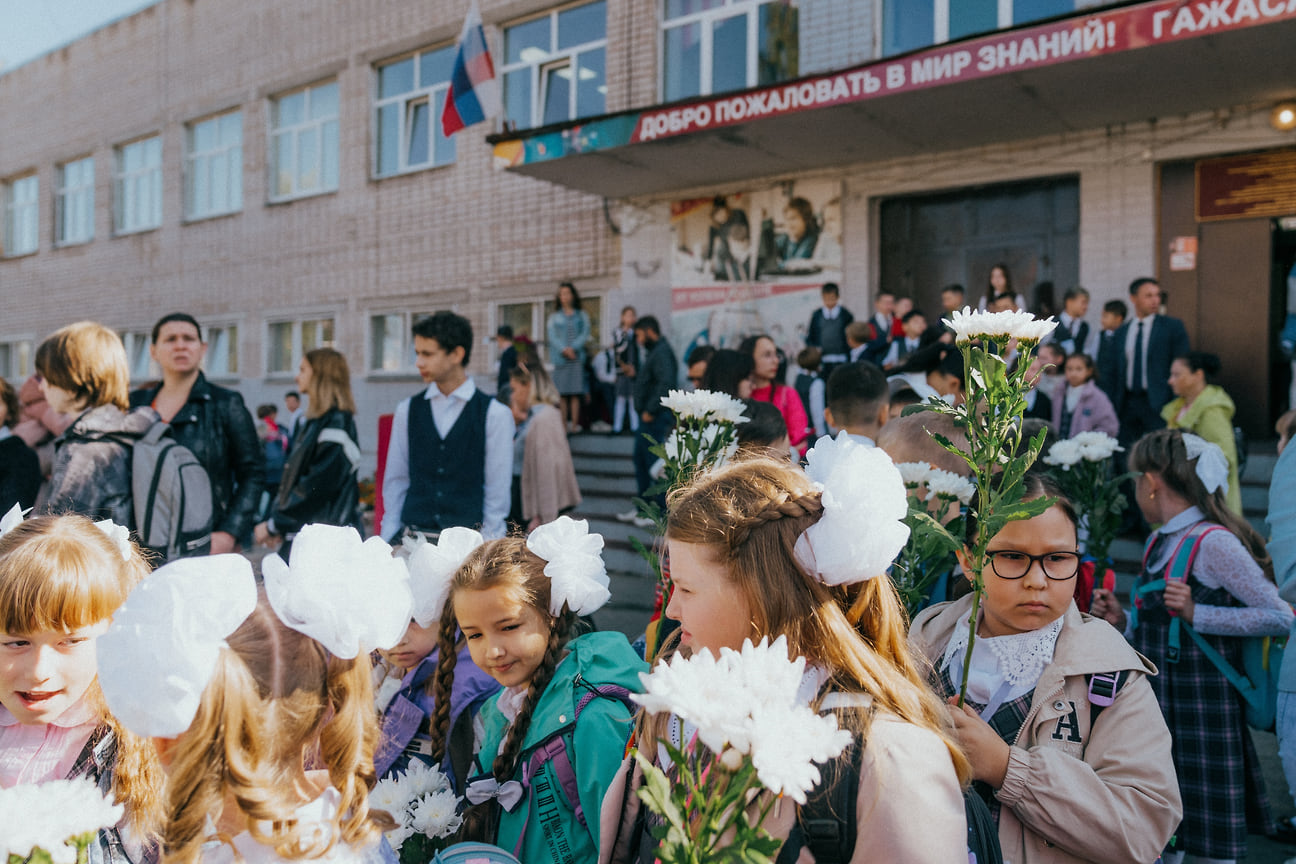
[0,0,159,73]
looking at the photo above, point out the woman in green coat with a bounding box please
[1163,351,1243,514]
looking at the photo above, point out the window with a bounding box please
[884,0,1095,55]
[375,47,457,176]
[368,311,439,372]
[3,175,39,257]
[185,111,243,220]
[267,317,335,375]
[204,324,239,377]
[119,331,158,381]
[661,0,797,102]
[270,81,339,201]
[0,339,33,380]
[502,1,606,131]
[56,158,95,246]
[114,136,163,234]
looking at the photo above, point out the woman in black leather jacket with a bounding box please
[254,348,361,560]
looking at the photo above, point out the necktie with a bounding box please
[1132,321,1145,393]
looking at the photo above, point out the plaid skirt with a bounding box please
[1131,571,1274,858]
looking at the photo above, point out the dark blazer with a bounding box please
[1112,315,1191,413]
[634,337,678,420]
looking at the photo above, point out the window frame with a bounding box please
[659,0,794,102]
[268,80,341,203]
[184,110,244,221]
[203,322,240,379]
[3,174,40,257]
[0,337,35,381]
[365,309,442,376]
[119,331,159,383]
[373,46,458,178]
[113,135,163,236]
[500,0,608,131]
[883,0,1092,55]
[55,157,95,247]
[493,295,602,368]
[264,315,338,377]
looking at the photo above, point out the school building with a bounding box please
[2,0,1295,470]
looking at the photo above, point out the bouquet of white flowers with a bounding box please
[1043,431,1131,600]
[369,761,464,862]
[892,462,975,618]
[631,637,852,864]
[0,778,124,864]
[915,307,1058,704]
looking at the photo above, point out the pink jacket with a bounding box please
[1051,380,1119,438]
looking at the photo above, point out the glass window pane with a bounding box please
[277,91,306,127]
[432,91,456,165]
[419,46,455,87]
[228,147,242,211]
[884,0,935,55]
[193,156,210,214]
[371,314,405,370]
[505,16,550,64]
[377,103,400,175]
[194,117,216,150]
[575,48,605,119]
[211,152,228,212]
[757,2,798,86]
[310,82,338,119]
[664,23,702,101]
[221,112,242,144]
[146,137,161,165]
[558,1,605,49]
[322,120,339,190]
[665,0,725,19]
[268,323,293,373]
[541,62,572,126]
[711,13,748,94]
[950,0,997,37]
[208,328,230,374]
[379,57,416,98]
[407,100,430,166]
[1013,0,1077,24]
[499,303,535,342]
[275,133,294,196]
[504,69,532,129]
[299,128,320,190]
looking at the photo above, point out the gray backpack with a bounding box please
[132,419,213,562]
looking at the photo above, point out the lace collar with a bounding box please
[942,615,1064,688]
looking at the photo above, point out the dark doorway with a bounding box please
[1274,219,1296,422]
[878,176,1080,319]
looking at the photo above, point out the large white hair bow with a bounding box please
[98,554,258,738]
[1182,433,1230,496]
[262,524,413,658]
[526,516,611,616]
[795,432,910,585]
[404,526,484,627]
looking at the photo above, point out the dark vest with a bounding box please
[400,388,491,533]
[819,312,849,356]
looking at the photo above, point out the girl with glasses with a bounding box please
[911,472,1182,864]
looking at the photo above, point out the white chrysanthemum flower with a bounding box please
[944,307,1057,344]
[411,789,464,839]
[748,702,853,805]
[369,776,412,821]
[895,461,932,487]
[385,821,415,851]
[401,760,451,797]
[1043,438,1083,469]
[1015,316,1059,343]
[0,779,124,861]
[663,431,680,461]
[661,389,749,424]
[925,469,976,505]
[1069,431,1122,462]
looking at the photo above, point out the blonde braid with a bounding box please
[726,490,823,551]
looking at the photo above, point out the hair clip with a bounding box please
[795,432,910,586]
[526,516,611,616]
[98,554,258,738]
[404,526,484,627]
[1182,433,1230,496]
[0,503,30,537]
[262,524,412,659]
[93,519,133,562]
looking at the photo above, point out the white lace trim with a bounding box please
[942,615,1064,687]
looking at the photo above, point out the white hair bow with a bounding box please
[794,432,910,586]
[404,526,484,627]
[98,554,258,738]
[0,503,28,537]
[526,516,611,616]
[1182,433,1230,496]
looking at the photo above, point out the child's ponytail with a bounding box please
[428,612,463,764]
[491,608,576,781]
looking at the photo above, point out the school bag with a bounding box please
[430,843,520,864]
[130,414,213,562]
[1133,522,1283,731]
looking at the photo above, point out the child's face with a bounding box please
[971,505,1078,637]
[1065,295,1089,319]
[903,315,926,338]
[1064,357,1091,387]
[0,621,107,725]
[665,540,754,653]
[39,380,80,415]
[455,588,550,690]
[384,619,440,671]
[1100,310,1122,331]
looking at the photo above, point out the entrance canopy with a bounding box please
[490,0,1296,199]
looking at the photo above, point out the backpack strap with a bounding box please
[1086,670,1130,728]
[1165,523,1226,663]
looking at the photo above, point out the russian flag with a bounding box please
[441,0,500,137]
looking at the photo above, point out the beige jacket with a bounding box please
[597,706,967,864]
[521,403,581,524]
[911,596,1183,864]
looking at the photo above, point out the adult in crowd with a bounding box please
[282,389,305,443]
[254,348,362,560]
[697,348,753,399]
[507,361,580,530]
[39,322,153,526]
[12,372,73,505]
[254,403,288,521]
[129,313,263,554]
[630,316,677,514]
[684,345,716,391]
[1052,352,1119,439]
[1163,351,1242,514]
[978,262,1025,311]
[0,376,41,511]
[547,281,591,434]
[805,282,854,377]
[381,311,514,543]
[1113,278,1190,451]
[740,333,808,455]
[1269,417,1296,849]
[612,305,640,433]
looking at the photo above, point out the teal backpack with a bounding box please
[1133,522,1284,731]
[431,843,520,863]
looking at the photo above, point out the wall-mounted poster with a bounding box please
[669,180,842,369]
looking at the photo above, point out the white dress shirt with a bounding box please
[1124,313,1157,390]
[380,378,515,541]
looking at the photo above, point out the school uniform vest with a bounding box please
[401,389,491,532]
[818,313,849,357]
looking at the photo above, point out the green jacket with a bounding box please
[1162,385,1242,514]
[474,631,647,864]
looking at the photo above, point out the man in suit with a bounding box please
[805,282,854,379]
[1113,278,1190,449]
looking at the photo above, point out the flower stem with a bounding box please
[957,583,981,708]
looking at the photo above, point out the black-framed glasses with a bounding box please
[986,550,1081,581]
